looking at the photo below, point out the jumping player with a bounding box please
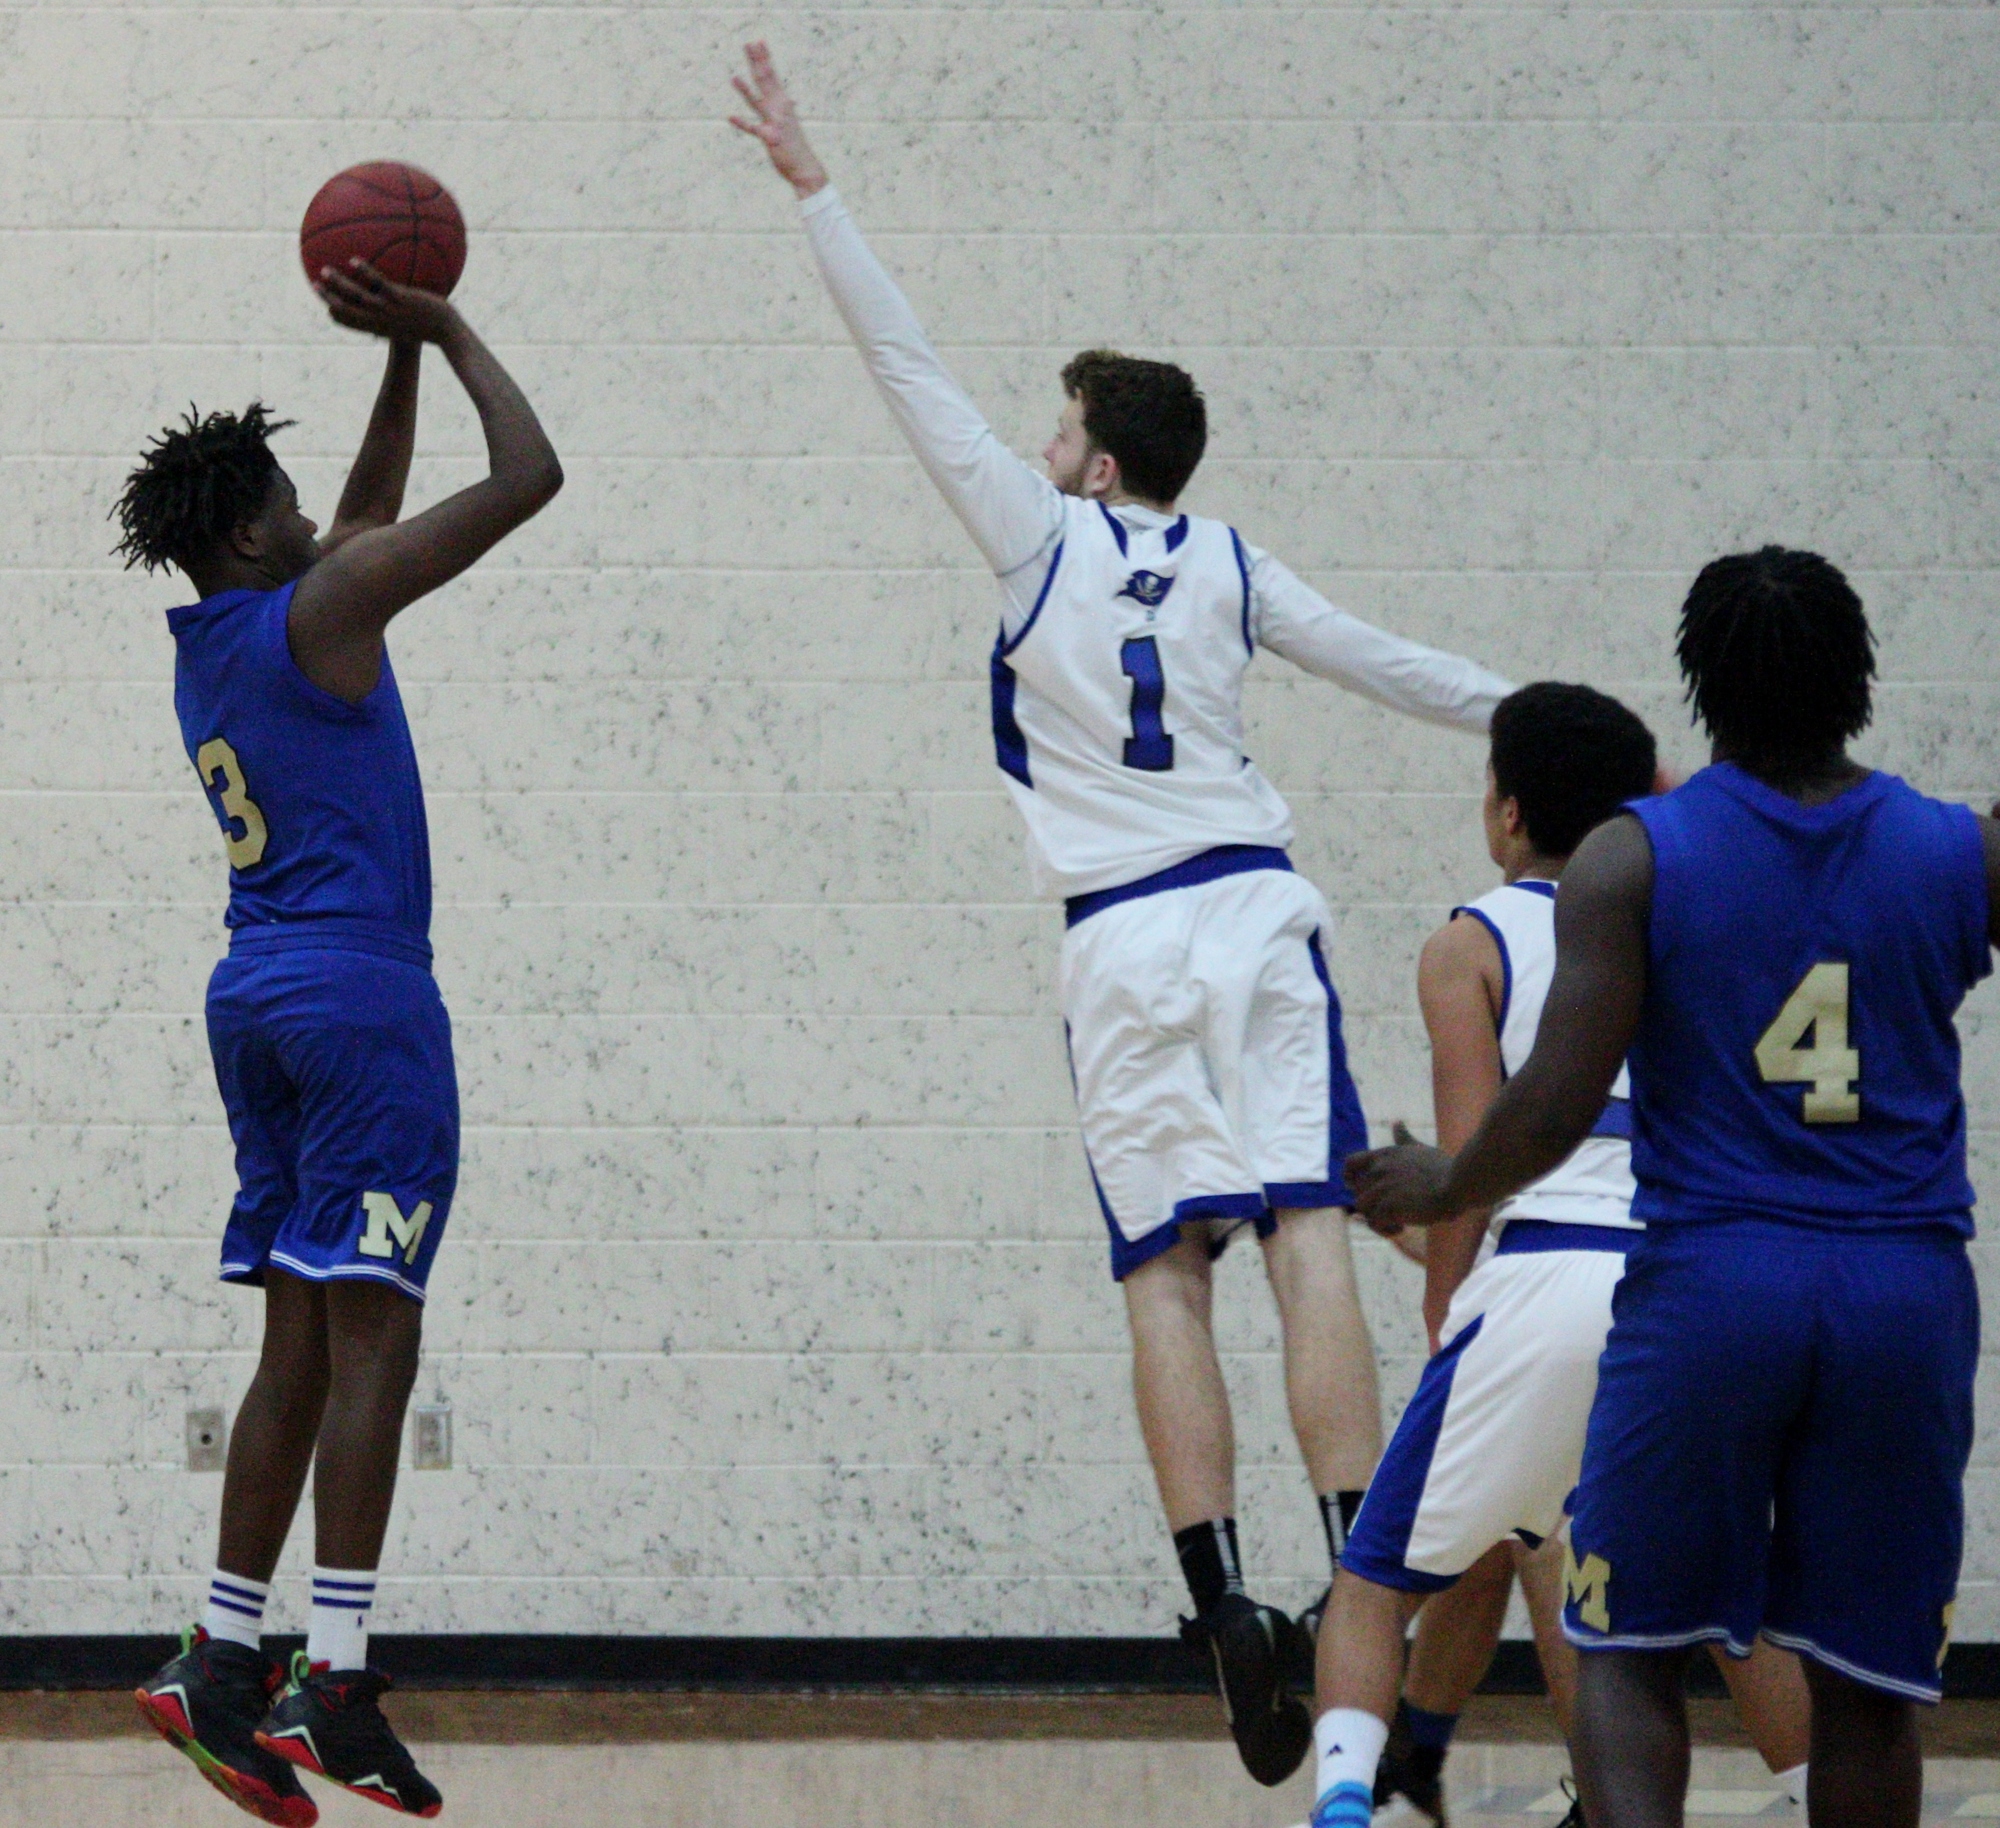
[1347,549,1992,1828]
[731,43,1513,1784]
[1316,684,1808,1828]
[119,262,562,1823]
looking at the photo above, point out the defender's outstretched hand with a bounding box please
[1345,1120,1458,1233]
[730,41,829,197]
[315,259,455,345]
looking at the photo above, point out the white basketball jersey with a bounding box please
[1457,880,1640,1231]
[991,500,1295,898]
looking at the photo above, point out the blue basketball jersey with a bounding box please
[1627,763,1990,1231]
[169,582,433,961]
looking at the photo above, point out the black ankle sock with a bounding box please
[1173,1518,1245,1615]
[1319,1489,1365,1571]
[1388,1698,1451,1786]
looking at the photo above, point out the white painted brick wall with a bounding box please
[1,1,1996,1642]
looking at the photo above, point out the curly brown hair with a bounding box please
[1060,350,1206,505]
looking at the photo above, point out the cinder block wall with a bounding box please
[1,3,1995,1640]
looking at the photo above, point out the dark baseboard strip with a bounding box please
[4,1637,1997,1697]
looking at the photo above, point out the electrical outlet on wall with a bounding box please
[412,1401,452,1471]
[185,1408,227,1473]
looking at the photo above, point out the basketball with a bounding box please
[299,161,466,297]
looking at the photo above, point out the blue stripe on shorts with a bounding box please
[1339,1315,1487,1594]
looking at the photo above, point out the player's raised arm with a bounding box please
[730,42,1060,589]
[1348,814,1651,1227]
[317,339,422,557]
[287,260,563,702]
[1250,551,1513,733]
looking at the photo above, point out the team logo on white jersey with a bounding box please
[1116,569,1174,609]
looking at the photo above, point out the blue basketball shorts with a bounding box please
[206,945,459,1304]
[1562,1217,1978,1701]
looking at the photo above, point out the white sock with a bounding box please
[1777,1763,1808,1812]
[306,1567,376,1672]
[203,1569,269,1651]
[1314,1707,1390,1805]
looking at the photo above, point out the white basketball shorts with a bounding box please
[1057,851,1367,1281]
[1341,1224,1632,1588]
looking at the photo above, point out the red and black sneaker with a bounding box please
[257,1651,442,1817]
[134,1626,318,1826]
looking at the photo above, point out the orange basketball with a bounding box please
[300,161,466,297]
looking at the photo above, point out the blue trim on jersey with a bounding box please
[1495,1220,1637,1256]
[1099,502,1129,556]
[999,539,1065,659]
[1230,529,1254,655]
[1340,1314,1486,1594]
[1064,844,1292,929]
[1165,515,1189,552]
[990,538,1068,789]
[989,636,1032,787]
[1513,879,1557,900]
[1454,905,1512,1036]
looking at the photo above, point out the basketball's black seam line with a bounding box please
[303,213,432,242]
[341,172,412,205]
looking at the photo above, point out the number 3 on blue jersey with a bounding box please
[1120,637,1174,772]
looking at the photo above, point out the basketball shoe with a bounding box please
[257,1651,442,1817]
[1181,1592,1313,1785]
[1288,1583,1331,1689]
[1372,1700,1449,1828]
[134,1626,318,1826]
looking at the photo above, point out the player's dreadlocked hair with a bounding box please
[1491,683,1657,858]
[112,404,295,574]
[1675,546,1876,766]
[1061,350,1207,505]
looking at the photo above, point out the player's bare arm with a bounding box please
[730,41,829,197]
[317,338,421,557]
[1348,815,1652,1228]
[1980,811,2000,946]
[1412,913,1506,1348]
[288,259,563,704]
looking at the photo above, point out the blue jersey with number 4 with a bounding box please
[169,581,433,960]
[1626,764,1989,1232]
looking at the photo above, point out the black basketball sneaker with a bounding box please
[256,1652,442,1817]
[1288,1583,1332,1689]
[1181,1592,1314,1785]
[1373,1698,1450,1828]
[134,1627,318,1827]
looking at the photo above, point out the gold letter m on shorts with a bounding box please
[358,1191,433,1266]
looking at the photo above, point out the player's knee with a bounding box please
[1801,1658,1914,1741]
[1122,1243,1213,1331]
[325,1281,424,1392]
